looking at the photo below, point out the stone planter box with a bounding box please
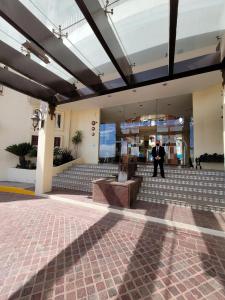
[6,158,83,184]
[92,177,142,208]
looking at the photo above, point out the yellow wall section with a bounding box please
[193,84,223,158]
[70,108,100,164]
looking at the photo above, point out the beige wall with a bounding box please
[0,87,74,181]
[193,84,223,158]
[0,87,33,180]
[70,108,100,164]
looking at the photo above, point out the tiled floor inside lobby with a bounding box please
[0,192,225,300]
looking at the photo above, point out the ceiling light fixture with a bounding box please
[22,41,50,64]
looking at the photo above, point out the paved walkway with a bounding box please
[50,189,225,232]
[0,192,225,300]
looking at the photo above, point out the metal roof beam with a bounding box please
[0,67,55,101]
[0,41,80,98]
[169,0,179,76]
[75,0,133,86]
[0,0,105,92]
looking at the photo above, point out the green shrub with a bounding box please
[53,148,74,166]
[5,143,33,168]
[72,130,82,158]
[28,147,37,158]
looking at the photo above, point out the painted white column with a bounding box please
[221,34,225,169]
[35,103,55,195]
[223,88,225,169]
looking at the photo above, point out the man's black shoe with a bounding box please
[152,175,157,177]
[161,176,165,178]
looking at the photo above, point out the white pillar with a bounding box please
[35,103,55,195]
[221,34,225,170]
[223,90,225,169]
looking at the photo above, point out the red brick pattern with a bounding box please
[0,192,225,300]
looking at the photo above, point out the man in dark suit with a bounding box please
[152,140,165,178]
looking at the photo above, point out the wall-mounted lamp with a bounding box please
[31,109,45,131]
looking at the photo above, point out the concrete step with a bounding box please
[140,184,225,195]
[72,164,118,171]
[141,177,225,188]
[53,177,91,185]
[136,198,225,213]
[137,166,225,177]
[57,174,115,181]
[66,168,117,175]
[52,179,91,192]
[137,189,225,203]
[136,172,225,182]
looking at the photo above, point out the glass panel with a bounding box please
[175,0,225,62]
[0,17,73,82]
[98,0,169,71]
[19,0,120,81]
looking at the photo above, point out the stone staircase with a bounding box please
[52,163,225,212]
[136,165,225,212]
[52,164,118,193]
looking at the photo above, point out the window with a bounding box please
[55,112,64,130]
[54,137,61,148]
[31,135,38,146]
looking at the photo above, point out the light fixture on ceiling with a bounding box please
[178,117,184,125]
[22,41,50,64]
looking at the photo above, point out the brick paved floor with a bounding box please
[50,189,225,232]
[0,192,225,300]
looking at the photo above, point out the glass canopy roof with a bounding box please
[175,0,225,62]
[19,0,120,81]
[0,17,74,83]
[0,0,224,101]
[98,0,170,69]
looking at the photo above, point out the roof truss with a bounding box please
[0,41,80,98]
[0,0,104,92]
[0,67,55,101]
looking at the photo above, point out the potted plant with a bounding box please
[72,130,82,158]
